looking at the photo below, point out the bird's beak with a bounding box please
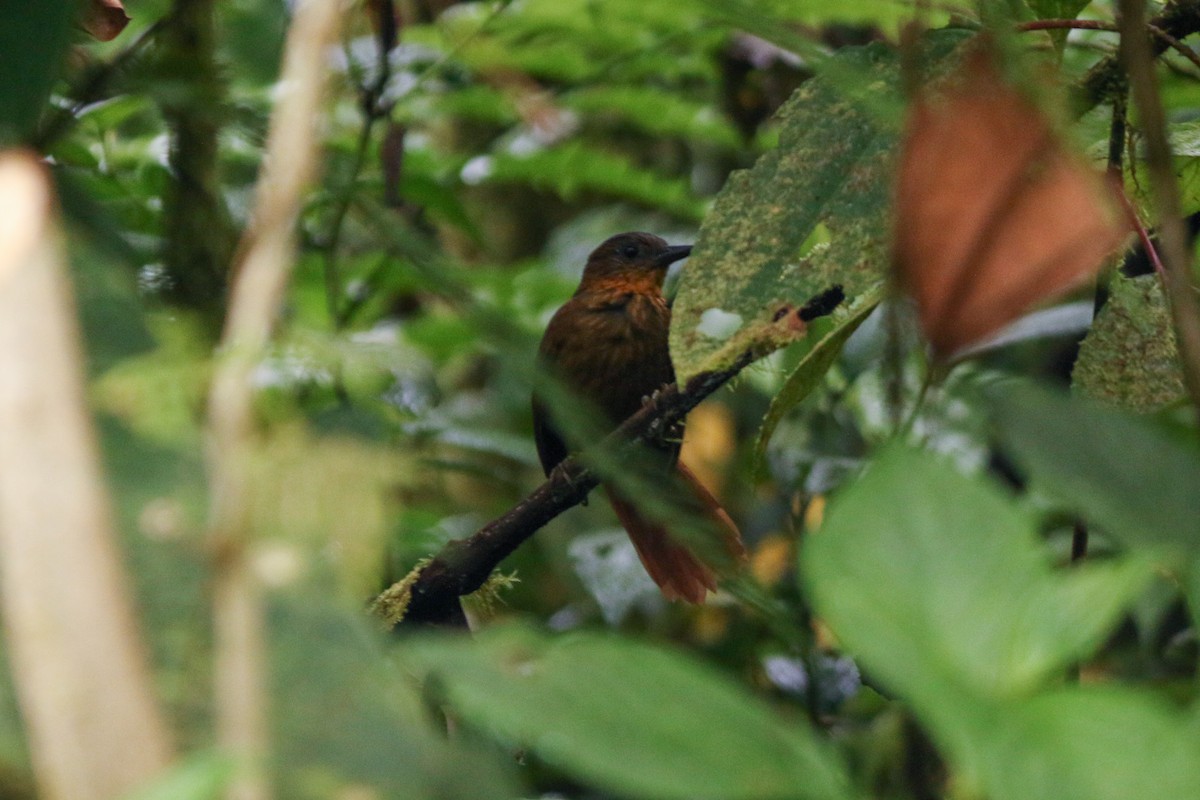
[656,244,693,267]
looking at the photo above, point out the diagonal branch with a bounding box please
[1073,0,1200,116]
[376,286,846,628]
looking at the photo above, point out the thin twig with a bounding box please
[1117,190,1167,280]
[205,1,346,798]
[1148,23,1200,72]
[1074,0,1200,115]
[1017,18,1200,73]
[1017,19,1118,33]
[1118,0,1200,423]
[319,0,510,329]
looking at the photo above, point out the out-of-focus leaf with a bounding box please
[1027,0,1091,18]
[567,530,659,623]
[70,244,156,375]
[402,624,851,800]
[93,316,211,444]
[1128,121,1200,213]
[893,40,1126,360]
[989,383,1200,565]
[973,687,1200,800]
[670,31,970,381]
[695,0,952,42]
[803,445,1165,799]
[563,86,741,148]
[248,427,409,601]
[81,0,130,42]
[1073,274,1186,411]
[123,753,231,800]
[463,141,705,220]
[754,284,882,474]
[446,0,716,84]
[804,446,1152,705]
[273,602,517,800]
[1168,120,1200,157]
[221,0,287,84]
[0,2,74,141]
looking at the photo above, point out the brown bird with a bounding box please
[533,232,744,603]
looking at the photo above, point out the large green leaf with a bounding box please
[803,446,1152,705]
[975,687,1200,800]
[989,383,1200,565]
[401,624,850,800]
[669,32,970,381]
[1072,274,1186,411]
[803,446,1161,798]
[272,603,517,800]
[0,1,74,142]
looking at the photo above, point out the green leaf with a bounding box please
[754,285,882,474]
[469,140,705,220]
[989,383,1200,565]
[123,753,232,800]
[1168,120,1200,157]
[669,32,970,381]
[562,86,741,148]
[975,687,1200,800]
[0,0,74,142]
[1073,274,1186,411]
[698,0,952,41]
[1026,0,1092,18]
[1128,121,1200,213]
[803,446,1152,704]
[92,315,211,445]
[273,602,518,800]
[402,624,850,800]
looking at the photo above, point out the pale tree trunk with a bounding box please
[0,151,176,800]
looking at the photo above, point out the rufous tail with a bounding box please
[605,462,745,604]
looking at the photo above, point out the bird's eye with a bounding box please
[620,244,639,258]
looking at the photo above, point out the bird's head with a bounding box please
[579,231,692,287]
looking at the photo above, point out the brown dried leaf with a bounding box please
[80,0,129,42]
[893,38,1129,359]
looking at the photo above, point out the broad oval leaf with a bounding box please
[1072,273,1186,411]
[401,624,850,800]
[803,446,1152,705]
[989,383,1200,565]
[670,31,971,382]
[977,687,1200,800]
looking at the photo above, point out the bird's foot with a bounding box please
[640,385,669,412]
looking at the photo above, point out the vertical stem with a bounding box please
[206,2,345,798]
[321,0,398,329]
[1118,0,1200,423]
[161,0,234,328]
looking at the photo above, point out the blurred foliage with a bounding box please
[0,0,1199,798]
